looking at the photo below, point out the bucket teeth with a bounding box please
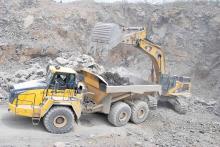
[91,23,122,47]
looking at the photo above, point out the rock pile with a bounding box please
[101,72,132,86]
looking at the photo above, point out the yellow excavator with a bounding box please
[91,23,191,114]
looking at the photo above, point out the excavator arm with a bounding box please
[121,28,191,96]
[121,28,165,83]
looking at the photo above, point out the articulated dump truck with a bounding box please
[8,66,161,133]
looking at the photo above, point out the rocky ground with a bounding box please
[0,100,220,147]
[0,0,220,146]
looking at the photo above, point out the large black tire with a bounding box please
[108,102,131,127]
[130,101,149,124]
[43,106,74,134]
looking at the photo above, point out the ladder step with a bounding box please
[33,113,40,117]
[32,117,41,126]
[32,111,41,126]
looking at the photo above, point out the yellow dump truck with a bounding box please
[8,65,161,133]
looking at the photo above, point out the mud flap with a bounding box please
[102,95,112,114]
[148,95,158,110]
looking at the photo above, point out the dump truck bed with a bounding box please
[80,69,162,96]
[106,85,161,94]
[80,69,161,114]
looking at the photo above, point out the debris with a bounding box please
[127,131,133,136]
[89,134,95,138]
[56,57,69,65]
[199,130,205,134]
[0,88,8,99]
[36,69,44,76]
[23,15,34,28]
[194,99,217,106]
[101,72,133,86]
[135,141,143,146]
[75,134,80,137]
[53,142,66,147]
[214,100,220,116]
[207,101,217,106]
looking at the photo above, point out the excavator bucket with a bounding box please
[91,23,146,47]
[91,23,122,49]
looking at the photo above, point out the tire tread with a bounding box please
[43,106,74,134]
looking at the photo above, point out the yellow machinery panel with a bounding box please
[9,88,83,119]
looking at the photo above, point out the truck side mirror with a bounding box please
[74,85,82,95]
[77,86,83,94]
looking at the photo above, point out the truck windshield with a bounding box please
[46,70,53,84]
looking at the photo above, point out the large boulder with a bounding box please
[215,100,220,116]
[56,57,69,65]
[0,87,8,99]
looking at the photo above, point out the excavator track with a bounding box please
[174,99,187,114]
[168,96,188,114]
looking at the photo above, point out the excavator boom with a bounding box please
[121,29,165,83]
[91,23,165,83]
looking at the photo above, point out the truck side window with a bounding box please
[66,74,76,89]
[57,75,66,86]
[50,73,67,89]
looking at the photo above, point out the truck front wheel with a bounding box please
[108,102,131,127]
[130,101,149,124]
[43,106,74,134]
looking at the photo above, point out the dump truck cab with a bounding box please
[8,65,84,133]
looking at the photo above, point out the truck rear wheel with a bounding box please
[43,106,74,134]
[130,101,149,124]
[108,102,131,127]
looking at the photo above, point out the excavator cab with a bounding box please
[160,74,191,97]
[160,74,176,93]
